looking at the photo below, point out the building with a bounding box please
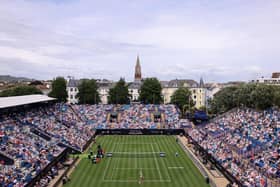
[134,55,142,83]
[272,72,280,78]
[96,79,114,104]
[65,56,207,108]
[128,56,143,101]
[66,77,80,104]
[250,73,280,85]
[66,77,114,104]
[161,78,207,109]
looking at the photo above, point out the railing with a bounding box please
[185,133,243,186]
[52,157,79,187]
[177,139,217,187]
[51,132,97,187]
[26,148,68,187]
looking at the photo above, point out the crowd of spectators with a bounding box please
[0,103,184,186]
[188,108,280,187]
[2,102,279,187]
[20,104,94,151]
[72,104,181,129]
[0,103,97,186]
[0,115,64,187]
[71,104,113,128]
[33,163,63,187]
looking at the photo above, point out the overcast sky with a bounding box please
[0,0,279,82]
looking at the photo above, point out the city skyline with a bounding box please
[1,0,280,82]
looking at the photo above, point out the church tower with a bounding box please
[199,77,205,88]
[134,55,142,82]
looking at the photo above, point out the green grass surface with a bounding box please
[65,135,209,187]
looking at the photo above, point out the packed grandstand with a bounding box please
[0,96,279,187]
[188,109,280,186]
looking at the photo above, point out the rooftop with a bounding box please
[0,94,56,109]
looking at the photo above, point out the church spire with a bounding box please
[134,55,142,82]
[199,77,205,88]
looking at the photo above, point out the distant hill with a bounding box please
[0,75,34,83]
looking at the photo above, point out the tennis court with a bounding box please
[65,135,209,187]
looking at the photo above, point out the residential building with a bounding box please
[250,73,280,85]
[66,78,79,104]
[65,56,208,108]
[96,79,114,104]
[161,78,207,109]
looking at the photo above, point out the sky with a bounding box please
[0,0,280,82]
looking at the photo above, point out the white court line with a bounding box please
[104,141,173,183]
[108,152,162,154]
[155,139,172,181]
[114,143,157,144]
[168,167,184,169]
[113,168,159,170]
[150,143,163,180]
[103,179,171,183]
[103,138,117,181]
[111,142,121,180]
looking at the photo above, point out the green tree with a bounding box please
[139,78,163,104]
[209,83,280,114]
[273,86,280,108]
[0,85,42,97]
[210,86,239,114]
[48,77,68,102]
[251,84,274,110]
[234,83,257,108]
[108,78,130,104]
[77,79,100,104]
[170,88,194,115]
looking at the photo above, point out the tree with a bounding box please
[108,78,130,104]
[139,78,163,104]
[234,83,257,108]
[77,79,100,104]
[273,86,280,108]
[0,85,42,97]
[170,88,194,115]
[48,77,68,102]
[210,86,239,114]
[209,83,279,114]
[251,84,274,110]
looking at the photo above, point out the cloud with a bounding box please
[0,0,279,82]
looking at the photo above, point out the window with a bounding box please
[70,88,73,92]
[70,95,73,99]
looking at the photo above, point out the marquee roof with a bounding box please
[0,94,56,109]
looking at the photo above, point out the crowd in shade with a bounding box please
[0,115,64,187]
[20,104,94,151]
[72,104,181,129]
[188,109,280,187]
[33,163,63,187]
[0,103,182,187]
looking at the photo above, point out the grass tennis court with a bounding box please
[65,135,209,187]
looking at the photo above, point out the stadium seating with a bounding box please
[0,115,64,186]
[72,104,181,129]
[0,103,181,186]
[188,108,280,187]
[2,103,279,187]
